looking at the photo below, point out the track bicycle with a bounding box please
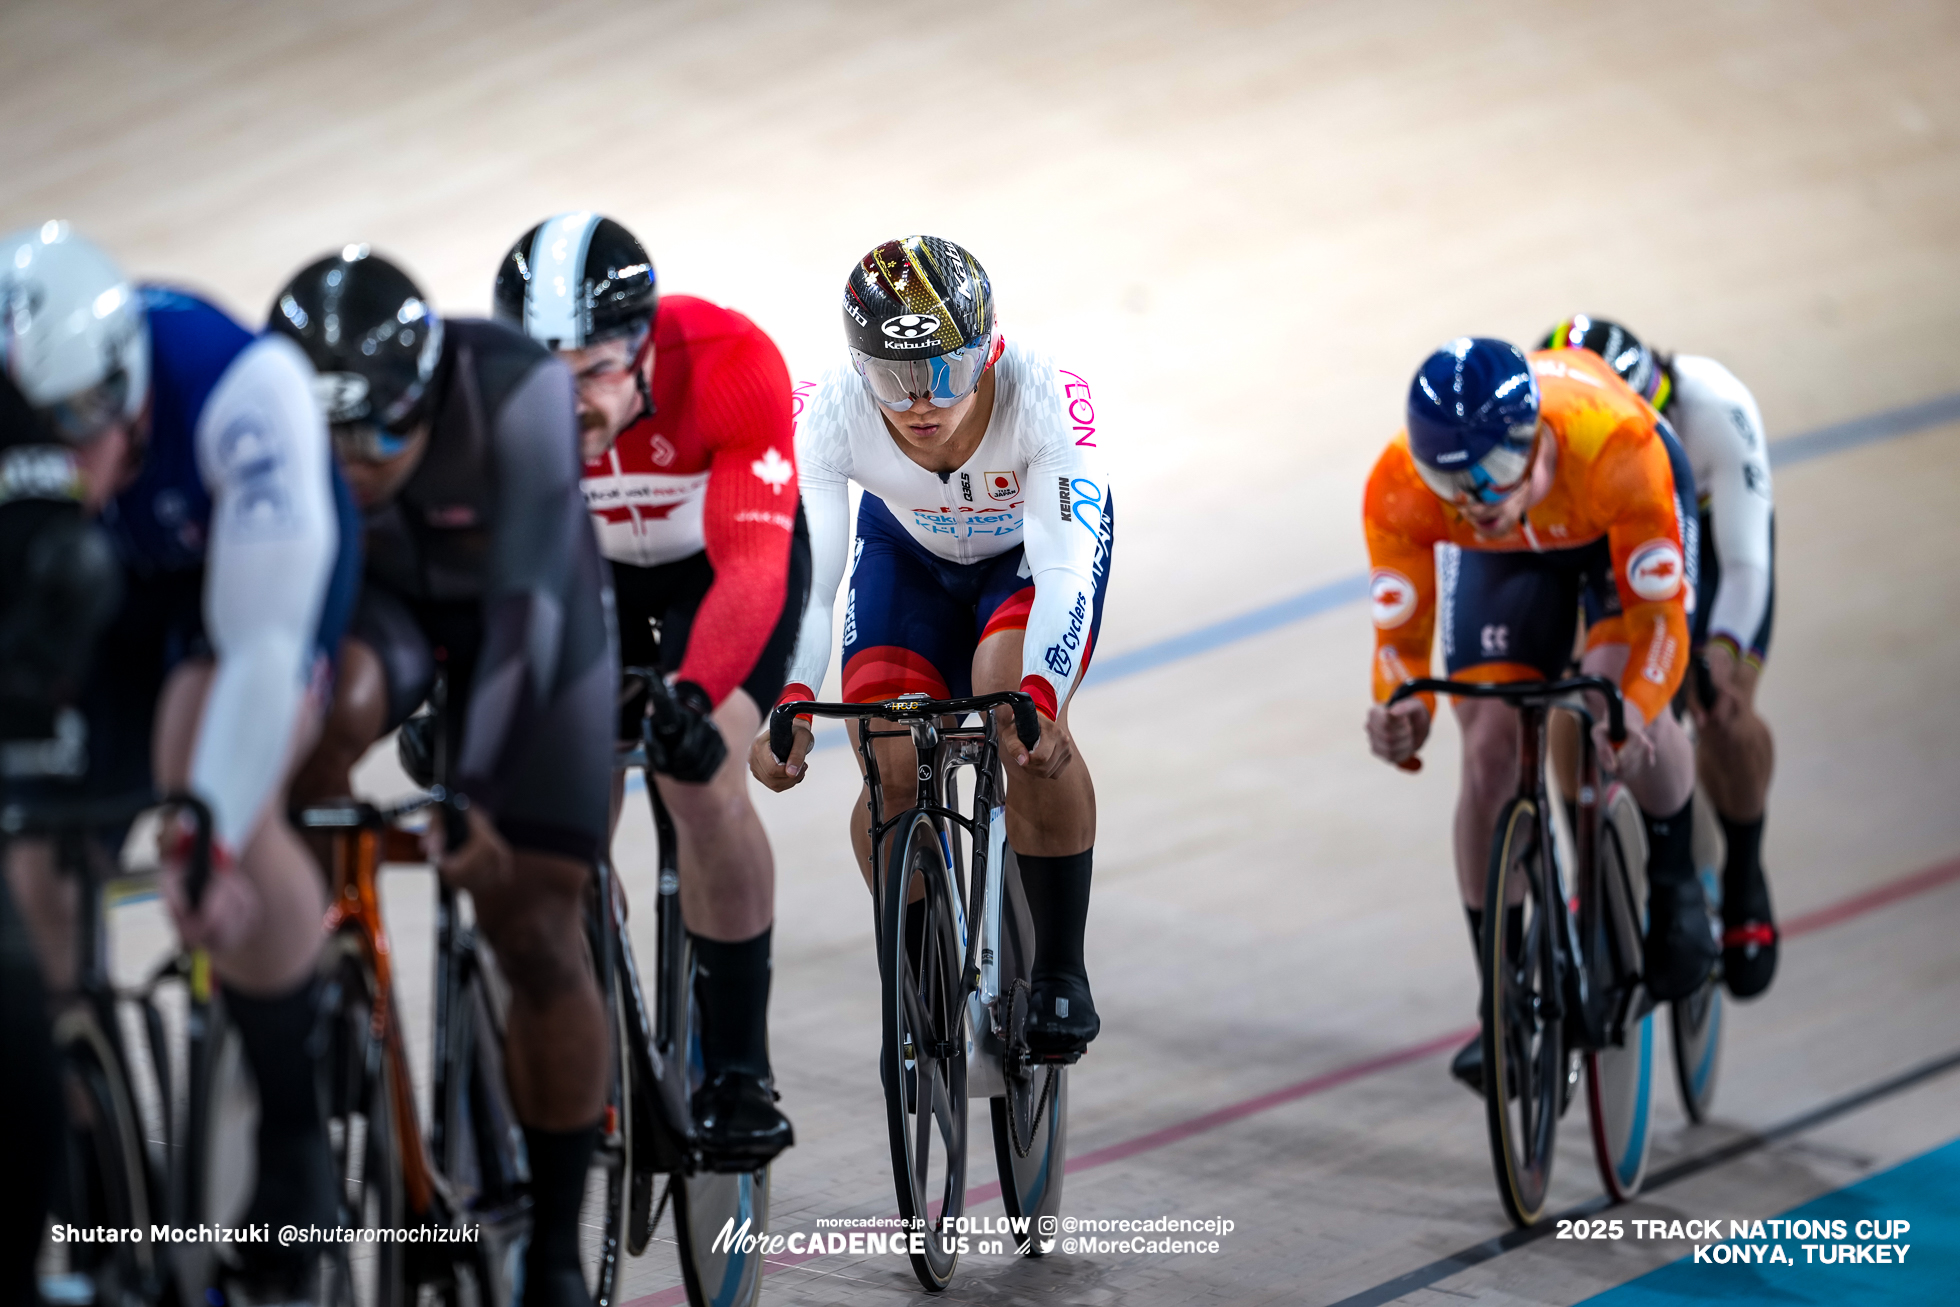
[768,690,1068,1293]
[0,749,213,1307]
[1388,675,1714,1225]
[603,666,771,1307]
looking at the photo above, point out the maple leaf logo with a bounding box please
[751,447,793,494]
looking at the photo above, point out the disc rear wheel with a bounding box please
[1585,787,1656,1202]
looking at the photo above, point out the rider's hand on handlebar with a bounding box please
[160,832,257,954]
[1006,704,1074,778]
[1367,698,1431,765]
[426,805,514,897]
[1593,699,1655,779]
[646,679,729,784]
[749,718,814,791]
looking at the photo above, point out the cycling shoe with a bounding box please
[1025,973,1099,1061]
[1722,860,1779,999]
[1645,875,1720,1002]
[693,1070,793,1171]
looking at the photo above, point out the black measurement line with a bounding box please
[1323,1044,1960,1307]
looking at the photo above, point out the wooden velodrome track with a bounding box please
[9,1,1959,1302]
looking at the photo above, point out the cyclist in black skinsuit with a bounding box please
[272,249,616,1307]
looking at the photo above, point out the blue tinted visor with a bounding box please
[1411,431,1537,505]
[850,332,995,411]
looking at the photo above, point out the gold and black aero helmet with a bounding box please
[1542,314,1671,411]
[494,213,658,353]
[844,236,998,410]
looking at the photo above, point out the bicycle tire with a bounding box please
[1670,789,1726,1123]
[1585,786,1656,1202]
[319,934,405,1307]
[1481,797,1563,1228]
[881,810,968,1291]
[583,960,635,1306]
[987,847,1067,1246]
[50,1010,159,1302]
[181,997,257,1294]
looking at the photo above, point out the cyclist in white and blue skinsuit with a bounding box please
[751,236,1114,1061]
[1543,315,1781,999]
[1,223,359,1297]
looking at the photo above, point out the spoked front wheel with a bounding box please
[1481,797,1564,1228]
[880,811,969,1291]
[1585,786,1655,1203]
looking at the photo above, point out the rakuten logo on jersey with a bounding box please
[1370,569,1417,629]
[1625,540,1685,602]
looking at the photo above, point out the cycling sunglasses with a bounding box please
[1411,430,1539,506]
[850,332,997,412]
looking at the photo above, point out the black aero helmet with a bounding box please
[494,213,657,352]
[844,236,998,410]
[1541,314,1670,410]
[267,246,443,452]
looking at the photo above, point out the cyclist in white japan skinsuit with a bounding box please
[1544,315,1781,998]
[750,236,1114,1059]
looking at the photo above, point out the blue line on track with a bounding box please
[1577,1134,1960,1305]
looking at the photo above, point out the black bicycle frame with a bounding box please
[1387,675,1631,1049]
[769,692,1038,983]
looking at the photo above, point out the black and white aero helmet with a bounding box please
[493,213,658,352]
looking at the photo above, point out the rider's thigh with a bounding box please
[1454,695,1523,786]
[971,626,1086,761]
[291,636,388,802]
[652,687,767,825]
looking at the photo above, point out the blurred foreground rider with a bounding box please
[2,222,358,1301]
[494,213,806,1165]
[276,247,615,1307]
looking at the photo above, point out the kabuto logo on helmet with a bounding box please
[312,372,371,423]
[881,313,940,340]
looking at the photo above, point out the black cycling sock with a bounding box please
[226,976,331,1226]
[522,1122,599,1278]
[1019,850,1093,983]
[1644,795,1696,888]
[691,928,772,1080]
[0,880,60,1302]
[1720,813,1768,916]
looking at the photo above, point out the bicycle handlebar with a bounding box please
[768,691,1041,765]
[0,790,215,908]
[1386,675,1627,744]
[296,788,471,852]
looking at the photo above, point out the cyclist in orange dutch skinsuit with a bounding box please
[1362,337,1718,1096]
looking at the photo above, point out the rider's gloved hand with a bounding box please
[646,679,728,784]
[159,819,258,953]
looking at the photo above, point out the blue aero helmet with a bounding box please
[1405,337,1541,505]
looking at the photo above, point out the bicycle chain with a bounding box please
[1001,979,1060,1160]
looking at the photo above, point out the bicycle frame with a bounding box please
[770,693,1037,1008]
[1387,675,1636,1049]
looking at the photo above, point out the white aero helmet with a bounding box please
[1,221,150,444]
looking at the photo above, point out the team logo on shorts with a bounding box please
[882,313,940,339]
[985,471,1019,501]
[1626,539,1685,602]
[1370,568,1417,629]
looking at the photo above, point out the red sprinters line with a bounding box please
[621,852,1960,1306]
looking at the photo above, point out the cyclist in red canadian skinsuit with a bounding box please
[497,214,810,1174]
